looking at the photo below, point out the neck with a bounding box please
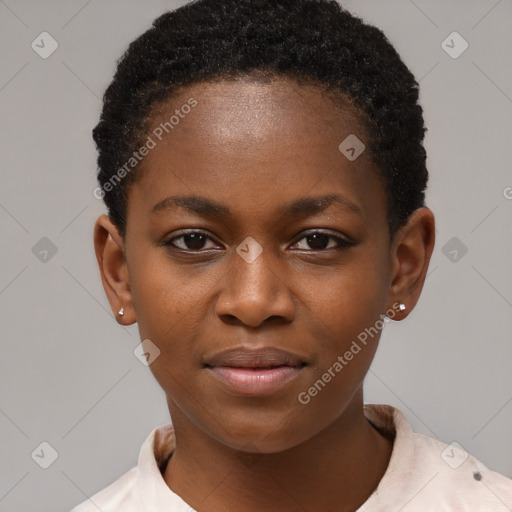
[163,394,393,512]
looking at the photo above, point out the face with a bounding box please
[96,76,433,453]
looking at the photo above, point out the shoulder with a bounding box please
[409,431,512,510]
[69,423,176,512]
[69,466,139,512]
[362,405,512,511]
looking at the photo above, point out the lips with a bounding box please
[204,347,307,396]
[205,347,306,369]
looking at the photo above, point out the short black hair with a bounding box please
[93,0,428,239]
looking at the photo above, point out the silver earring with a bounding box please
[398,303,406,312]
[118,307,124,317]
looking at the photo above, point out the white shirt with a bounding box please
[70,404,512,511]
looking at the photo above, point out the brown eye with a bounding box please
[165,231,218,251]
[304,233,331,250]
[291,231,355,251]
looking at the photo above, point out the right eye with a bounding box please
[164,230,221,251]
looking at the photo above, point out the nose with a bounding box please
[215,242,295,328]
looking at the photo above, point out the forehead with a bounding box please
[148,76,364,149]
[127,76,386,230]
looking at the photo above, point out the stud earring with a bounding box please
[118,307,124,317]
[398,303,406,312]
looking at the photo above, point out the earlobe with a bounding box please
[387,207,435,318]
[93,215,136,325]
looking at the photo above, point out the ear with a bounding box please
[386,207,435,319]
[93,214,136,325]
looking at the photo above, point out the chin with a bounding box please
[206,414,317,454]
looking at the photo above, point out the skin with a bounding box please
[94,76,435,512]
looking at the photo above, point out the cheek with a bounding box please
[128,256,207,378]
[129,248,205,335]
[313,252,390,341]
[300,249,390,390]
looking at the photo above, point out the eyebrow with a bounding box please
[151,193,361,218]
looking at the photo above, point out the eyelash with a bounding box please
[163,230,355,252]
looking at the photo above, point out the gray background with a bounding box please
[0,1,511,511]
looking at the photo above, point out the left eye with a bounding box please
[291,232,354,251]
